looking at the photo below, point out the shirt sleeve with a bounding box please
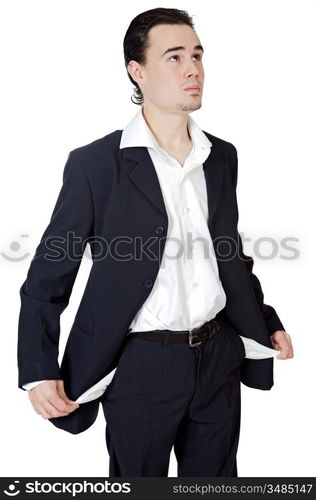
[22,380,48,391]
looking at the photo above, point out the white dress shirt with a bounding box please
[23,107,280,397]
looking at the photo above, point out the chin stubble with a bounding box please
[177,102,202,112]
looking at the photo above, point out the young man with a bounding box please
[18,8,293,477]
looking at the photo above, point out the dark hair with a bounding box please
[123,7,195,105]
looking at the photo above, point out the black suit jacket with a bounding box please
[17,129,285,434]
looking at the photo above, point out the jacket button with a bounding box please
[155,225,165,235]
[144,279,153,288]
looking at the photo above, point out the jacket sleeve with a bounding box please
[17,151,94,389]
[229,144,286,336]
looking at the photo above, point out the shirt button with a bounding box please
[155,225,165,235]
[185,207,191,213]
[192,282,199,288]
[144,279,153,288]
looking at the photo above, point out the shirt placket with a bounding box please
[177,170,196,330]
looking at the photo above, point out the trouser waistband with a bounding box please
[129,310,226,347]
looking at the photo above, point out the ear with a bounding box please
[127,60,145,87]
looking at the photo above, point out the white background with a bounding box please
[1,0,315,477]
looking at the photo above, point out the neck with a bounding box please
[141,104,191,150]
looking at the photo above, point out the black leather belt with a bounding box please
[129,310,226,347]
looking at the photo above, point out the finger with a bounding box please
[48,394,78,413]
[276,344,291,359]
[271,340,279,350]
[276,350,286,359]
[40,409,52,419]
[30,391,78,416]
[56,380,79,408]
[274,332,294,359]
[276,344,288,359]
[282,337,294,358]
[40,400,71,419]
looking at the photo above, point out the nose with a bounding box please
[184,58,201,80]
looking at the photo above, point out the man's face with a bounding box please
[130,24,205,113]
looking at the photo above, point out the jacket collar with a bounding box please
[118,107,224,229]
[119,105,212,152]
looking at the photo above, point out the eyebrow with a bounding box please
[161,44,204,57]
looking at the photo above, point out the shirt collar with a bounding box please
[119,106,212,154]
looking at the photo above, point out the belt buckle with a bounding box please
[188,324,209,347]
[188,321,218,347]
[188,329,202,347]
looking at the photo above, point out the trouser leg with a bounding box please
[172,324,244,477]
[173,358,241,477]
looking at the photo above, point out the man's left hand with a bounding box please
[270,330,294,359]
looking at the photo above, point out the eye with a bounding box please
[169,53,202,62]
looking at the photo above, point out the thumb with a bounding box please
[56,380,78,405]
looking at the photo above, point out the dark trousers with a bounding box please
[101,319,246,477]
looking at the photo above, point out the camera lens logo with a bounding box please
[3,481,20,496]
[1,234,29,262]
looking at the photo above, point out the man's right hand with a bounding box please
[28,380,80,419]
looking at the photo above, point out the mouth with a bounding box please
[183,87,201,92]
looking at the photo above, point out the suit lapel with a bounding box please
[123,147,168,216]
[202,149,225,229]
[121,144,224,230]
